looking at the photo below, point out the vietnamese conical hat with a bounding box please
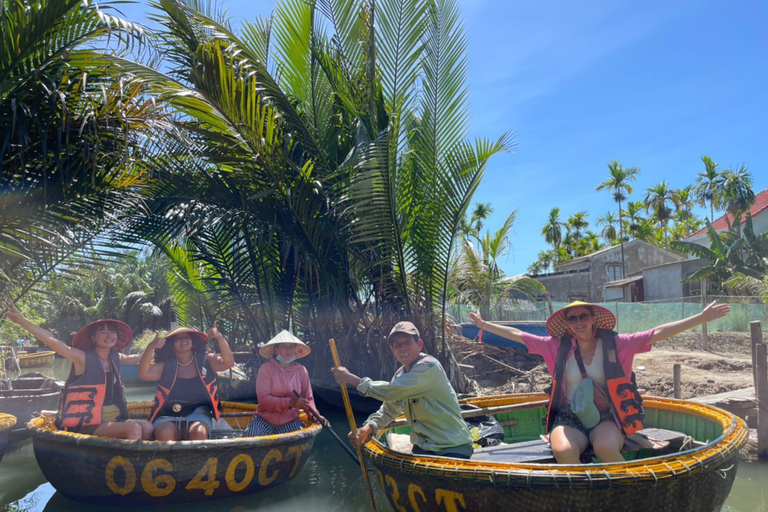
[258,330,311,359]
[545,301,616,338]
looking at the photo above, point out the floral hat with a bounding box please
[72,319,133,352]
[545,301,616,338]
[258,330,311,359]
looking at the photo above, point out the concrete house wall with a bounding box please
[642,259,709,301]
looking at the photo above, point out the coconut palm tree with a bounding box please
[541,207,564,263]
[117,0,510,388]
[694,156,722,221]
[566,211,590,256]
[645,182,675,251]
[596,160,640,279]
[0,0,159,300]
[672,185,698,237]
[715,165,755,235]
[624,200,645,240]
[596,211,619,244]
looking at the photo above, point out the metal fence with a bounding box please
[447,296,768,334]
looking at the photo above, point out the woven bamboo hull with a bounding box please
[0,374,64,442]
[29,401,321,505]
[0,413,17,463]
[364,394,747,512]
[18,351,56,368]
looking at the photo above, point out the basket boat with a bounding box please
[365,393,748,512]
[28,401,321,505]
[0,413,17,463]
[17,351,56,368]
[0,373,64,441]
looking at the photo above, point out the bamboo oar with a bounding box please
[292,390,358,463]
[329,338,378,512]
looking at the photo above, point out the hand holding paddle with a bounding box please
[292,390,357,463]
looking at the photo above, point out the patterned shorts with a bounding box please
[552,400,614,437]
[244,415,303,437]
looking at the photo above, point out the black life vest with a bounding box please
[56,351,129,430]
[546,328,645,436]
[148,351,221,423]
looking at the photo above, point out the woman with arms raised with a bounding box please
[138,322,234,441]
[2,300,153,440]
[470,300,729,463]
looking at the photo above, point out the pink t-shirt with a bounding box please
[256,358,317,426]
[520,329,655,386]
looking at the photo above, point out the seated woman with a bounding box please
[2,300,153,440]
[470,300,729,464]
[138,322,234,441]
[245,330,327,436]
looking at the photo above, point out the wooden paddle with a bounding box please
[329,338,378,512]
[292,390,358,463]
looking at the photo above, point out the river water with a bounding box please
[0,359,766,512]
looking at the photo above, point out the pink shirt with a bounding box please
[256,358,317,426]
[520,329,656,386]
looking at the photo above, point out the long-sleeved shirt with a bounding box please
[357,353,472,456]
[256,358,317,426]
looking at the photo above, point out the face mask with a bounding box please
[276,355,296,364]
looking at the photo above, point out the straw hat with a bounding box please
[258,330,311,359]
[545,301,616,338]
[155,327,209,361]
[72,319,133,352]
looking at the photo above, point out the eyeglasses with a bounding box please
[565,313,591,324]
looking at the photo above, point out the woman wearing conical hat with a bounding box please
[244,330,328,437]
[138,322,234,441]
[2,300,153,440]
[470,300,729,463]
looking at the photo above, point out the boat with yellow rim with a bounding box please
[17,350,56,368]
[0,413,17,463]
[365,393,748,512]
[28,401,321,505]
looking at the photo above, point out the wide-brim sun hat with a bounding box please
[72,319,133,352]
[258,330,311,359]
[156,327,209,360]
[545,300,616,338]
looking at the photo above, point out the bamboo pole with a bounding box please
[329,339,378,511]
[673,364,681,399]
[756,342,768,460]
[751,321,762,390]
[700,279,709,351]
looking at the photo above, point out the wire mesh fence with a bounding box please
[447,296,768,334]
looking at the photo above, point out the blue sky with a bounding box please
[119,0,768,276]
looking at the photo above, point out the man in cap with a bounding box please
[331,321,473,459]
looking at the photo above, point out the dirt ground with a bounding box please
[453,331,756,400]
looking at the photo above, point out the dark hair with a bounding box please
[155,333,206,363]
[85,321,121,350]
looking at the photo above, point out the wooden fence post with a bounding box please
[700,279,708,351]
[755,342,768,460]
[673,364,681,399]
[751,321,762,389]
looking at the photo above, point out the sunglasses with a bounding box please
[565,313,592,324]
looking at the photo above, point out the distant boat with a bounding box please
[0,414,16,463]
[457,321,549,351]
[0,372,64,442]
[17,350,56,368]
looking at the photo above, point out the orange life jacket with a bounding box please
[546,328,644,436]
[148,351,221,423]
[56,351,129,430]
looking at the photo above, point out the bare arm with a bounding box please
[649,301,730,345]
[137,332,165,381]
[2,300,86,370]
[119,353,141,365]
[206,321,235,371]
[468,309,527,344]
